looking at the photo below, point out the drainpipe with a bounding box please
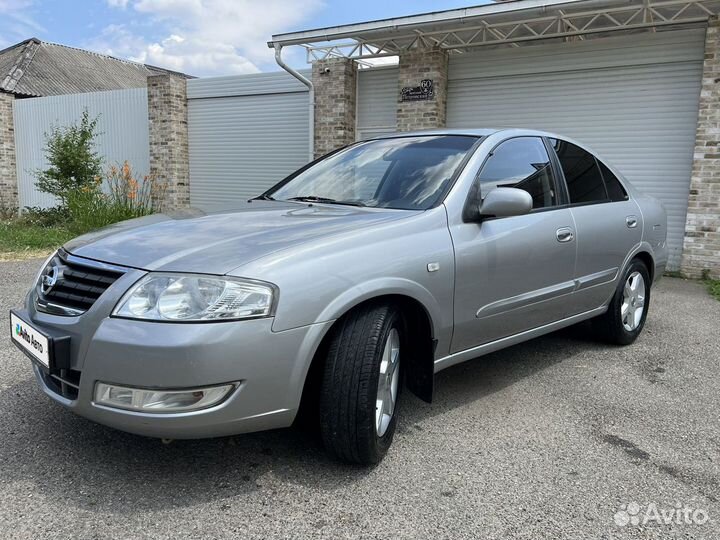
[273,44,314,161]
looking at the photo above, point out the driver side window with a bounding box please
[477,137,558,210]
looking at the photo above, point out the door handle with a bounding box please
[626,216,638,228]
[556,227,574,243]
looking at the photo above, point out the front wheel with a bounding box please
[319,303,403,465]
[594,259,651,345]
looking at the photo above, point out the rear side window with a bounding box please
[598,161,629,202]
[550,139,607,204]
[477,137,558,209]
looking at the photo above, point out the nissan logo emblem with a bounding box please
[41,265,60,295]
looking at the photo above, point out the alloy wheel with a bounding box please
[621,271,646,332]
[376,328,400,437]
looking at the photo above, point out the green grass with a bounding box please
[665,270,720,302]
[704,278,720,301]
[0,220,74,255]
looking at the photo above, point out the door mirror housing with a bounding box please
[478,187,533,219]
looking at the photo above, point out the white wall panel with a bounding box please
[13,88,149,209]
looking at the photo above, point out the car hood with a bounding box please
[64,201,414,274]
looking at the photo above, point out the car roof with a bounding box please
[369,128,568,140]
[369,127,596,157]
[371,128,498,139]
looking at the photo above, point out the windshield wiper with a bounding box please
[251,194,275,201]
[287,196,365,207]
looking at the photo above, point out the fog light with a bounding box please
[94,382,235,413]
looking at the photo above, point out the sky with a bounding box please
[0,0,487,76]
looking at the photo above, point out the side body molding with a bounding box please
[475,267,619,319]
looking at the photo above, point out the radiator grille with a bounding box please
[36,250,126,316]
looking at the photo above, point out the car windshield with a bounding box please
[266,135,479,210]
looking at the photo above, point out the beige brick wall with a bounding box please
[147,74,190,210]
[313,58,357,158]
[0,92,17,213]
[682,18,720,279]
[397,47,448,132]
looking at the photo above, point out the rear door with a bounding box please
[549,138,642,313]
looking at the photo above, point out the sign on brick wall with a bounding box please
[401,79,434,101]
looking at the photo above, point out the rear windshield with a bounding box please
[267,135,479,210]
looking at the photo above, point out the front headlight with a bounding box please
[112,273,276,322]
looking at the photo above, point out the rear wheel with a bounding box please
[594,259,651,345]
[319,303,403,464]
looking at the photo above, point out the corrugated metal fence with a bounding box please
[186,71,310,210]
[13,88,149,209]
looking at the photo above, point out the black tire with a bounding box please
[319,302,404,465]
[594,258,651,345]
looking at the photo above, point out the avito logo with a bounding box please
[15,323,44,354]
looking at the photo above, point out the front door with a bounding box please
[449,136,577,353]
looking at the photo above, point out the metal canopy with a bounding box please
[267,0,720,62]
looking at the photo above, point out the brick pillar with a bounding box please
[312,58,357,158]
[397,47,449,132]
[681,17,720,279]
[0,92,18,214]
[147,74,190,210]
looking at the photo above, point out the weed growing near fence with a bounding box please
[67,161,167,234]
[3,111,167,257]
[701,270,720,302]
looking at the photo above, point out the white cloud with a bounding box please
[137,34,260,74]
[96,0,323,76]
[84,24,148,62]
[106,0,130,8]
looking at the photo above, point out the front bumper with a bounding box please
[20,306,332,439]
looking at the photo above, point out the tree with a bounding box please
[35,110,103,206]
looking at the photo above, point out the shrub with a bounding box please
[66,185,116,234]
[20,206,70,227]
[34,110,103,206]
[66,161,167,234]
[106,161,167,215]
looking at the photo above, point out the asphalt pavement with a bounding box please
[0,258,718,539]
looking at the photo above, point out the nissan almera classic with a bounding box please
[10,129,667,464]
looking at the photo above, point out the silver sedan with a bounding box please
[10,129,667,464]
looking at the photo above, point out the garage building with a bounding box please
[260,0,720,277]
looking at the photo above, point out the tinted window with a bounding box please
[477,137,557,209]
[551,139,607,204]
[598,161,628,202]
[268,135,478,210]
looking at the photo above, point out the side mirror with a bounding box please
[478,187,533,219]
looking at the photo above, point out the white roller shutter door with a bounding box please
[447,29,705,270]
[187,71,310,210]
[356,67,398,140]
